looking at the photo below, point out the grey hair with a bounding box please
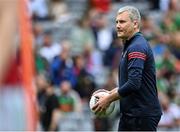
[118,6,141,26]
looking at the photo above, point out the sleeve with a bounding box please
[127,45,147,69]
[118,44,147,97]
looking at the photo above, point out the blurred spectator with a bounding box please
[73,55,96,102]
[174,12,180,30]
[69,14,95,55]
[168,0,180,12]
[159,0,180,58]
[29,0,51,21]
[49,0,71,24]
[35,51,49,75]
[170,32,180,59]
[50,41,76,87]
[89,0,112,13]
[56,80,85,131]
[39,31,61,63]
[83,44,107,86]
[36,74,59,131]
[92,13,113,52]
[36,74,49,107]
[102,71,118,91]
[156,49,177,92]
[57,80,82,113]
[160,14,178,33]
[156,49,175,75]
[174,59,180,72]
[32,25,49,74]
[160,0,170,12]
[141,13,161,41]
[158,92,180,130]
[103,32,123,69]
[33,23,44,48]
[149,0,160,10]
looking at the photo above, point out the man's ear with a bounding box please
[133,21,138,28]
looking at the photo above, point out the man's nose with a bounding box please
[116,24,121,29]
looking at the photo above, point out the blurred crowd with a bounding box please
[27,0,180,131]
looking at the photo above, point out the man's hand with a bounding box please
[92,95,111,114]
[92,87,121,114]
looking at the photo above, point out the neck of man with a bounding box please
[122,28,140,43]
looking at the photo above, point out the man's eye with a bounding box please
[120,21,126,23]
[116,20,126,24]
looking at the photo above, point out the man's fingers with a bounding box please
[95,106,106,115]
[92,103,98,111]
[94,106,102,114]
[99,107,105,114]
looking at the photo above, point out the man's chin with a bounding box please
[117,34,125,39]
[117,34,122,37]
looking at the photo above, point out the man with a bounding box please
[0,0,18,84]
[0,0,37,130]
[92,6,162,131]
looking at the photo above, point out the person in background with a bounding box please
[39,31,61,63]
[50,41,76,87]
[73,54,96,102]
[36,74,59,131]
[58,80,82,113]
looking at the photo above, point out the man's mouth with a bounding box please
[117,31,123,33]
[117,29,123,32]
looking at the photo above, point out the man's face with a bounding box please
[116,11,135,40]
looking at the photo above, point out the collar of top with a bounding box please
[124,31,142,48]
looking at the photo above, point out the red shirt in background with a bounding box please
[91,0,111,13]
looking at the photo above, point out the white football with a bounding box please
[89,90,115,117]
